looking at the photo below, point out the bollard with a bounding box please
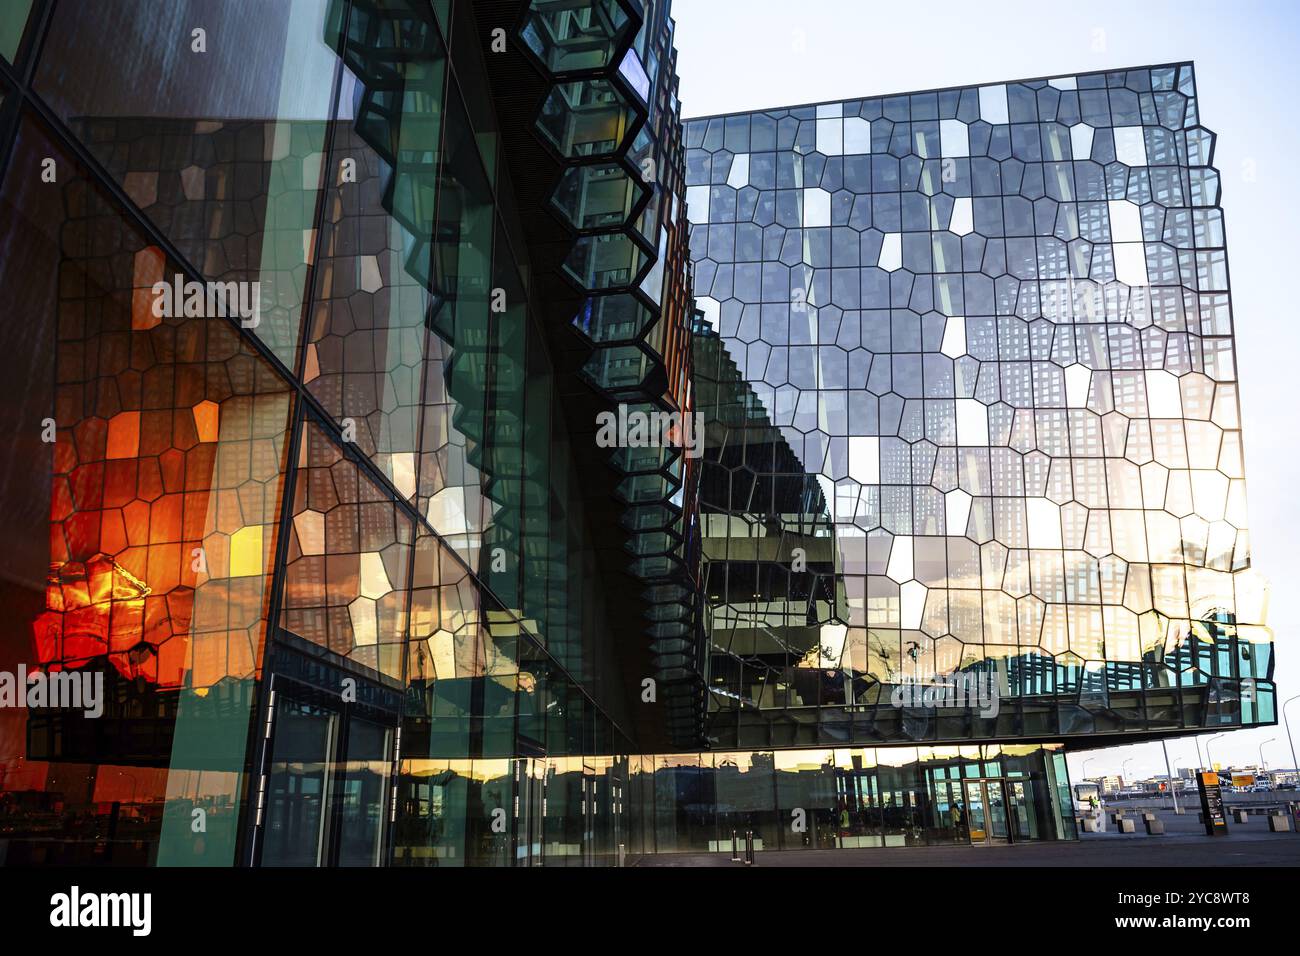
[1268,814,1292,832]
[1144,818,1165,835]
[1142,811,1157,822]
[744,829,755,866]
[731,829,740,862]
[1118,818,1136,833]
[1232,809,1249,824]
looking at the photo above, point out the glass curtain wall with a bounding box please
[0,0,636,868]
[629,743,1076,853]
[684,65,1274,750]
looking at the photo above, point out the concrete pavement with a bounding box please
[631,810,1300,867]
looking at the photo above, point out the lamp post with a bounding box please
[1122,757,1135,791]
[1081,756,1096,785]
[1259,737,1276,772]
[1206,733,1228,776]
[1161,739,1180,813]
[1283,695,1300,783]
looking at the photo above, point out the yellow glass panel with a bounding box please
[229,524,264,578]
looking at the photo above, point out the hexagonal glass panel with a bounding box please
[551,163,644,231]
[519,0,632,74]
[536,79,637,158]
[616,471,672,505]
[562,232,647,290]
[627,531,673,557]
[581,343,653,391]
[610,441,677,475]
[621,505,676,532]
[572,293,655,344]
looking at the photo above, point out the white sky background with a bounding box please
[672,0,1300,780]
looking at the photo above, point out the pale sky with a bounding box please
[672,0,1300,780]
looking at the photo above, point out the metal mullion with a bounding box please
[244,391,310,867]
[242,0,353,863]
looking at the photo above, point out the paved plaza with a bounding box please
[632,810,1300,867]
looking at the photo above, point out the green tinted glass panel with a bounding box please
[0,0,33,63]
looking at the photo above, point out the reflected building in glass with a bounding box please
[0,0,1274,866]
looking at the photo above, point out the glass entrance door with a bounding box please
[985,779,1010,843]
[515,758,545,867]
[1006,780,1036,841]
[262,695,337,866]
[963,779,1011,845]
[334,718,393,867]
[260,687,397,866]
[962,780,986,843]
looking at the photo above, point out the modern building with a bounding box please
[1093,775,1125,795]
[0,0,1274,865]
[677,61,1273,848]
[0,0,701,867]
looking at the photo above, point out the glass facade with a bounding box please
[685,64,1274,751]
[0,1,1274,868]
[628,743,1075,853]
[0,0,685,868]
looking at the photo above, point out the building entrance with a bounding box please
[962,779,1011,844]
[959,777,1043,845]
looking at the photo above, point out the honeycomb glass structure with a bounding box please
[684,64,1274,751]
[0,0,691,868]
[0,0,1278,867]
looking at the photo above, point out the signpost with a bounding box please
[1197,771,1229,836]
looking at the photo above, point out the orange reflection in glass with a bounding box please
[33,397,219,686]
[31,246,236,689]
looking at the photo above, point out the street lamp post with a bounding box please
[1122,757,1134,791]
[1259,737,1276,772]
[1283,695,1300,782]
[1081,756,1096,782]
[1206,733,1228,777]
[1161,739,1180,813]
